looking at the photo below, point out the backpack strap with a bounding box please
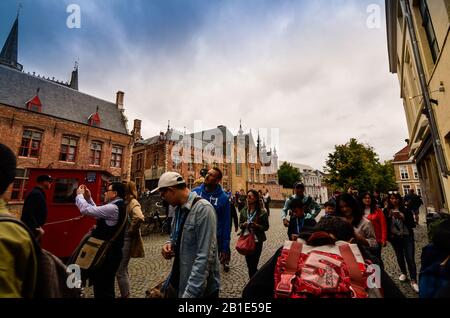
[0,216,40,253]
[275,241,303,297]
[338,244,367,297]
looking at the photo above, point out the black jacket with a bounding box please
[21,187,48,232]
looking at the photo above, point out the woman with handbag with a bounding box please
[238,190,269,279]
[116,181,145,298]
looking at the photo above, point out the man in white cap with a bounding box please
[153,172,220,298]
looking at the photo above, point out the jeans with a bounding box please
[391,235,417,281]
[373,244,384,270]
[245,242,263,279]
[264,203,270,216]
[116,237,132,297]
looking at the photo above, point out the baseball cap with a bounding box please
[37,175,53,183]
[151,172,186,193]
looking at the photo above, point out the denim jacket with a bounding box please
[169,192,220,298]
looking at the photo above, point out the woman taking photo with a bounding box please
[360,192,387,267]
[384,192,419,293]
[239,190,269,279]
[116,181,145,298]
[336,193,378,249]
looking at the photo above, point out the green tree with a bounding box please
[324,138,397,194]
[375,160,398,193]
[278,162,302,188]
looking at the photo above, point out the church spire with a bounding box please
[0,13,22,71]
[69,61,79,90]
[238,119,244,136]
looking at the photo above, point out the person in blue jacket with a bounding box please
[193,167,231,272]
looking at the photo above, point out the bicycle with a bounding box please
[141,201,164,236]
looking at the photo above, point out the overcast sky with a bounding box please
[0,0,408,170]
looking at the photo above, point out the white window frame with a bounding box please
[402,184,411,197]
[413,166,419,179]
[416,185,422,197]
[400,166,409,180]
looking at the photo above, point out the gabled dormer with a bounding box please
[88,107,101,127]
[26,88,42,112]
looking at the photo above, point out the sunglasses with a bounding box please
[388,191,399,195]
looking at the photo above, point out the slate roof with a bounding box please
[0,64,129,135]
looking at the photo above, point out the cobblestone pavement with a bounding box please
[85,208,428,298]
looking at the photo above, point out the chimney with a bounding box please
[133,119,142,141]
[116,91,124,111]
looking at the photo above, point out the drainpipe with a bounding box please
[400,0,450,177]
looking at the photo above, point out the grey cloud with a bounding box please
[34,0,407,171]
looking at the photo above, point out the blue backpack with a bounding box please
[419,243,450,298]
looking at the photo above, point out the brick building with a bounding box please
[131,122,283,200]
[0,15,133,215]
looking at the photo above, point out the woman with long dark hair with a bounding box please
[116,181,145,298]
[360,192,387,268]
[335,193,377,249]
[384,192,419,293]
[239,189,269,279]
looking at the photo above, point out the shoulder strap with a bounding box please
[286,241,303,274]
[110,200,128,243]
[192,196,202,206]
[338,244,367,297]
[275,241,303,297]
[0,216,40,252]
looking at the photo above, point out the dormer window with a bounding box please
[88,108,101,127]
[26,95,42,113]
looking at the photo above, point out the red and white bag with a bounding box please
[274,239,382,298]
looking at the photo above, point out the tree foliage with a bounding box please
[278,162,302,188]
[324,138,397,194]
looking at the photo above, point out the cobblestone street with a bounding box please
[86,208,428,298]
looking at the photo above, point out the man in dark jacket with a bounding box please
[404,189,423,225]
[193,167,231,272]
[21,174,52,240]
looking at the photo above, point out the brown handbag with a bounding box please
[236,229,256,256]
[74,208,128,271]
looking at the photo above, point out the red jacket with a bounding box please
[366,208,387,244]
